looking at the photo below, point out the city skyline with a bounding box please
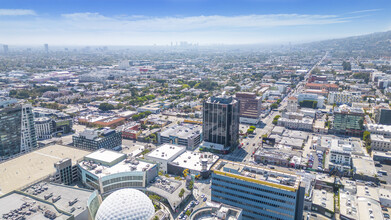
[0,0,390,45]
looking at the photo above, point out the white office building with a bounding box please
[366,124,391,138]
[78,149,157,194]
[329,139,352,174]
[145,144,186,173]
[297,93,325,108]
[277,117,313,131]
[158,124,202,150]
[371,134,391,151]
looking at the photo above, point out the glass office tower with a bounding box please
[203,95,240,152]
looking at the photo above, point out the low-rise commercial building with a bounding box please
[121,123,142,140]
[78,149,157,194]
[23,182,94,220]
[371,134,391,151]
[352,157,378,183]
[277,117,313,131]
[305,83,338,92]
[297,93,325,108]
[190,203,243,220]
[145,144,186,174]
[137,103,161,114]
[0,191,73,220]
[366,124,391,138]
[168,151,219,178]
[158,124,202,150]
[311,189,334,219]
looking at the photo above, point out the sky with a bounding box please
[0,0,390,46]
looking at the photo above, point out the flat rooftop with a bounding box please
[146,144,185,161]
[352,157,377,177]
[160,124,201,139]
[85,149,124,165]
[312,189,334,212]
[211,159,301,192]
[0,191,71,220]
[371,134,391,142]
[79,154,154,178]
[147,178,191,210]
[171,151,219,172]
[357,196,383,220]
[0,145,90,195]
[23,182,92,218]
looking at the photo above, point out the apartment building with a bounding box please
[72,128,122,151]
[328,91,362,105]
[235,92,262,124]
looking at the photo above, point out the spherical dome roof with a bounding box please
[95,189,155,220]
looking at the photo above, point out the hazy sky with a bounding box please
[0,0,390,46]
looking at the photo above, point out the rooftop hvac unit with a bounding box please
[52,195,61,203]
[69,198,78,206]
[44,193,53,200]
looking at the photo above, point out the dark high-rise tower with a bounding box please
[0,102,37,159]
[202,95,239,152]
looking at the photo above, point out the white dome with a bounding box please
[95,189,155,220]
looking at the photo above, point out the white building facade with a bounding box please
[328,92,362,105]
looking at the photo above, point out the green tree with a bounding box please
[247,128,254,134]
[271,103,278,109]
[342,61,351,71]
[98,103,115,111]
[249,126,256,130]
[272,115,281,125]
[185,210,191,216]
[179,188,185,201]
[363,131,371,142]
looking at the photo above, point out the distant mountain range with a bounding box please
[302,30,391,58]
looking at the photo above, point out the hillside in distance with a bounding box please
[301,30,391,58]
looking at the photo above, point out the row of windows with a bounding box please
[85,173,98,183]
[213,182,295,208]
[213,194,286,220]
[103,181,143,192]
[102,175,143,185]
[213,175,296,200]
[214,190,294,219]
[213,184,295,214]
[86,177,99,190]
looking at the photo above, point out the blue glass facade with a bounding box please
[211,173,304,220]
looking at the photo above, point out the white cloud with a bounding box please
[348,9,381,14]
[0,9,36,16]
[60,13,348,31]
[0,11,373,45]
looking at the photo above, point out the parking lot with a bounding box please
[375,164,391,184]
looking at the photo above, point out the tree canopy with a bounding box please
[98,103,115,111]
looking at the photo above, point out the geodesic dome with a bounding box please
[95,189,155,220]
